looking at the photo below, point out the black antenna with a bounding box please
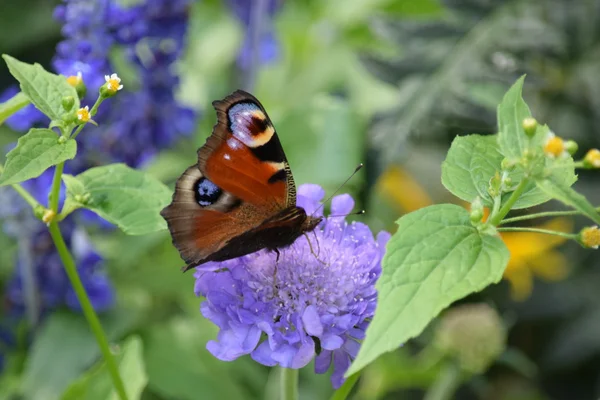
[328,209,366,218]
[312,163,364,217]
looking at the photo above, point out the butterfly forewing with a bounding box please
[161,90,319,270]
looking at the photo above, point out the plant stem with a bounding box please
[0,164,41,210]
[48,221,128,400]
[280,367,299,400]
[424,361,462,400]
[488,178,529,226]
[496,226,577,239]
[499,207,600,225]
[48,162,65,213]
[329,373,360,400]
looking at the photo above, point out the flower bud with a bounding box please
[58,135,68,144]
[522,117,538,138]
[579,226,600,249]
[583,149,600,169]
[42,209,56,224]
[435,304,506,374]
[61,96,75,112]
[564,140,578,155]
[488,172,502,198]
[66,72,86,99]
[501,158,515,172]
[470,197,484,224]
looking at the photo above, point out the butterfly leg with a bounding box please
[303,233,327,265]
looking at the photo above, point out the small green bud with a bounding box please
[522,117,538,138]
[61,96,75,112]
[502,175,512,188]
[434,304,506,374]
[470,197,484,224]
[500,158,515,172]
[488,172,502,198]
[33,205,46,220]
[564,140,578,155]
[58,135,68,144]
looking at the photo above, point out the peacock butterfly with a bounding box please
[161,90,322,271]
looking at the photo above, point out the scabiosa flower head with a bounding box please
[194,184,389,388]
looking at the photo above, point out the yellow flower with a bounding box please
[104,73,123,93]
[376,166,434,214]
[583,149,600,168]
[580,226,600,249]
[501,218,572,300]
[377,165,573,301]
[76,106,90,122]
[66,71,83,87]
[543,132,567,158]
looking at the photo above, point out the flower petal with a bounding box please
[302,305,323,336]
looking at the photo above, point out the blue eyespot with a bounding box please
[195,177,222,207]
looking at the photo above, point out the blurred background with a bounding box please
[1,0,600,399]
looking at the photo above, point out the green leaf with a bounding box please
[497,75,544,161]
[506,138,577,210]
[61,336,147,400]
[0,128,76,186]
[0,91,30,125]
[441,133,577,210]
[346,204,509,376]
[536,178,600,225]
[21,309,138,400]
[2,54,79,121]
[441,134,503,207]
[144,319,249,400]
[62,164,172,235]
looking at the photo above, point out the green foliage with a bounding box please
[0,91,29,125]
[20,310,138,400]
[2,55,79,122]
[61,336,147,400]
[536,177,600,225]
[441,134,503,206]
[0,128,76,186]
[62,164,172,235]
[348,204,509,375]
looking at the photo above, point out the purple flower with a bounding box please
[1,170,114,314]
[194,184,389,388]
[228,0,281,69]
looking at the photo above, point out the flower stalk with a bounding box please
[48,221,128,400]
[280,367,299,400]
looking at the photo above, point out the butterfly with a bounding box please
[161,90,323,272]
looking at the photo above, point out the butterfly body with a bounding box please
[161,90,322,271]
